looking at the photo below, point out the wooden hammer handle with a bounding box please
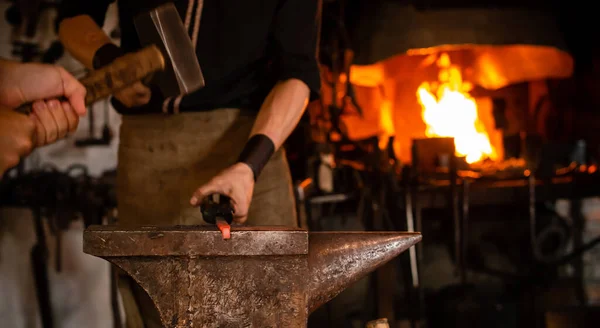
[14,45,165,115]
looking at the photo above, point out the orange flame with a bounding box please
[416,53,497,164]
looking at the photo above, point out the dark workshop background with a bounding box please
[2,0,600,327]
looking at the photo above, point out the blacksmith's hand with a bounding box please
[113,81,151,108]
[0,107,35,175]
[0,60,87,116]
[190,163,255,224]
[30,99,80,147]
[0,60,85,148]
[0,101,79,175]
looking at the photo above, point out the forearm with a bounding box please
[0,59,17,95]
[251,78,310,150]
[58,15,112,69]
[0,58,22,79]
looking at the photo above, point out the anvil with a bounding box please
[84,225,421,327]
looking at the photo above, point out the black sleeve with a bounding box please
[272,0,322,102]
[56,0,115,28]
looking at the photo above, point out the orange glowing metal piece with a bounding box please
[216,218,231,240]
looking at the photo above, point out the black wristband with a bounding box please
[237,134,275,181]
[92,43,125,69]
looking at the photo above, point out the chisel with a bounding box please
[199,194,234,239]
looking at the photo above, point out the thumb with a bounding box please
[57,67,87,116]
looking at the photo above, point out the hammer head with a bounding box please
[134,3,204,98]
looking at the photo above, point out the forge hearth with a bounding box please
[84,225,421,327]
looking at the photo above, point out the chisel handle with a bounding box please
[14,45,165,115]
[200,194,234,225]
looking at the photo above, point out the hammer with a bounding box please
[14,3,203,115]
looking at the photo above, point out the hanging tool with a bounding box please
[31,208,54,328]
[75,98,113,147]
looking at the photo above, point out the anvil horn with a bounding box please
[307,232,422,313]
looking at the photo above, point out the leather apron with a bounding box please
[115,109,297,327]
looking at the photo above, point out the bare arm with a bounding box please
[188,79,309,221]
[250,0,322,149]
[189,0,321,223]
[251,79,310,149]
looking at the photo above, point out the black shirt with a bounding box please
[58,0,322,115]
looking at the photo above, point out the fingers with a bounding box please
[190,164,255,225]
[129,82,151,106]
[190,178,232,206]
[31,99,79,147]
[0,62,88,113]
[33,101,57,144]
[61,101,79,134]
[131,82,151,96]
[31,114,46,147]
[0,108,35,175]
[114,82,151,108]
[190,181,248,225]
[47,100,69,139]
[57,66,87,116]
[190,180,249,224]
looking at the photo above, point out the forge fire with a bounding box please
[417,53,497,164]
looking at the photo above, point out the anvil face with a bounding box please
[84,225,421,327]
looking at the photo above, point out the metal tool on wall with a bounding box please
[75,98,113,147]
[6,0,63,63]
[0,166,117,328]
